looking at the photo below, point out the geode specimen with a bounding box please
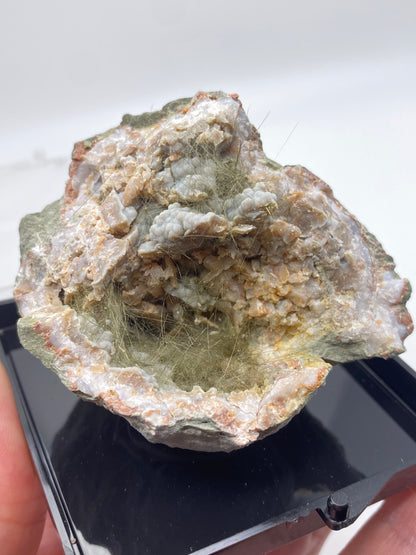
[15,91,413,451]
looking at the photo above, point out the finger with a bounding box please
[0,361,47,555]
[341,486,416,555]
[267,526,331,555]
[38,511,65,555]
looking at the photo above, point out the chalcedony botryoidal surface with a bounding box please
[15,92,413,451]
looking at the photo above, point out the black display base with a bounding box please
[1,299,415,554]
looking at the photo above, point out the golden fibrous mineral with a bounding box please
[15,92,413,451]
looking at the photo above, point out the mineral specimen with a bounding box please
[15,91,413,451]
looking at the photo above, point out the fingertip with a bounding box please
[267,526,331,555]
[341,487,416,555]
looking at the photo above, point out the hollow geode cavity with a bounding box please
[15,91,413,451]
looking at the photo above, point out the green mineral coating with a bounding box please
[121,97,193,129]
[17,317,59,374]
[17,316,73,390]
[121,92,229,130]
[83,127,117,149]
[265,158,282,170]
[311,333,369,362]
[19,198,62,258]
[17,199,65,378]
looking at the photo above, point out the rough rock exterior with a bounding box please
[15,92,413,451]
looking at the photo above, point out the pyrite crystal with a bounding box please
[15,92,413,451]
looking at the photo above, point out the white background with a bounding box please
[1,1,415,553]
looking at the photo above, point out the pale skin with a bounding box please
[0,360,415,555]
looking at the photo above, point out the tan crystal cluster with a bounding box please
[15,92,413,451]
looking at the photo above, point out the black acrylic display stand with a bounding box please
[1,299,415,554]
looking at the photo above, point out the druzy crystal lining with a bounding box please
[15,92,412,451]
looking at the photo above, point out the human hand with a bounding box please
[0,361,64,555]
